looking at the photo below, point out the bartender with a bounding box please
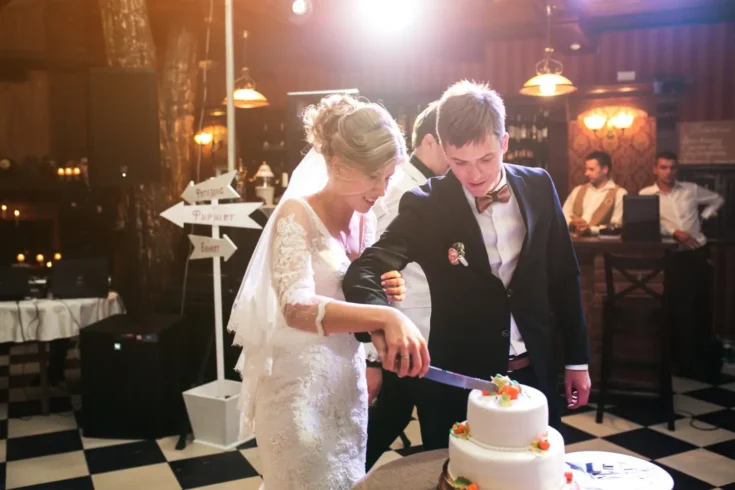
[562,151,627,235]
[639,151,724,379]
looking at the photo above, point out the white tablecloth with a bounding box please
[566,451,674,490]
[0,292,124,343]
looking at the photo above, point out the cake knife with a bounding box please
[424,366,499,393]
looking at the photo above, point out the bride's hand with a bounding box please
[381,309,430,378]
[380,271,405,302]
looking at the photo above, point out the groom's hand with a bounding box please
[565,369,591,409]
[381,271,406,302]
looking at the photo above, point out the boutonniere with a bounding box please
[448,242,468,267]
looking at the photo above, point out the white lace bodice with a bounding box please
[245,197,377,490]
[267,197,376,340]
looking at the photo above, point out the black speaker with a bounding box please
[80,314,197,439]
[88,67,161,187]
[284,89,359,174]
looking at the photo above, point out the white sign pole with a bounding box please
[222,0,236,389]
[212,198,225,384]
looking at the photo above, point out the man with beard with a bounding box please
[562,151,627,236]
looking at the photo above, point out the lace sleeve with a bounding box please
[270,199,332,335]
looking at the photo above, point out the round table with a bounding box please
[566,451,674,490]
[0,291,124,343]
[353,450,673,490]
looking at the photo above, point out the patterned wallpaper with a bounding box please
[567,117,657,196]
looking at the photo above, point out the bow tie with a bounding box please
[475,183,511,213]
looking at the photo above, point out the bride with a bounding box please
[228,94,430,489]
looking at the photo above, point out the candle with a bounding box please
[46,261,53,268]
[1,204,6,219]
[54,253,62,261]
[13,209,19,226]
[36,254,44,263]
[17,253,25,263]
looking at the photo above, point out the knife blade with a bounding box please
[424,366,499,393]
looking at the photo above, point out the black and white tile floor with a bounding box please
[1,342,734,489]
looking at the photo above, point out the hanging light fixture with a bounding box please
[520,4,577,97]
[224,31,269,109]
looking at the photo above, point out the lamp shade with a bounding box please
[231,87,269,109]
[223,68,269,109]
[520,73,577,97]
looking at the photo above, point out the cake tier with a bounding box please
[467,385,548,448]
[448,426,565,490]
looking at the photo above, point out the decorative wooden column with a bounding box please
[97,0,199,314]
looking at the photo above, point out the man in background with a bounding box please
[562,151,627,235]
[639,151,724,249]
[640,151,724,378]
[364,102,449,470]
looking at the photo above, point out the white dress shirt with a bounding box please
[639,181,724,246]
[365,158,433,363]
[464,167,587,371]
[562,180,627,234]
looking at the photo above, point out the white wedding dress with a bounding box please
[248,197,375,490]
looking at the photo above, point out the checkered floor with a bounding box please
[1,342,734,490]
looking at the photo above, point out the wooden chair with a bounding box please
[596,253,675,431]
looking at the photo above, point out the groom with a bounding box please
[343,80,591,450]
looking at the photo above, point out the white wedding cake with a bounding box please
[444,376,572,490]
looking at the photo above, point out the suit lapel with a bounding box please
[441,172,494,279]
[505,165,536,281]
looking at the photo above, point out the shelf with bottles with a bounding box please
[505,107,552,169]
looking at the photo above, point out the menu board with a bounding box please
[678,120,735,164]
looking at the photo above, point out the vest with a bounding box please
[572,184,619,226]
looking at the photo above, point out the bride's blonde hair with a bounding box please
[303,94,407,177]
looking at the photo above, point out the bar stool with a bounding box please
[596,252,675,431]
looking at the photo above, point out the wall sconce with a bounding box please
[194,131,214,146]
[194,125,227,148]
[581,106,643,139]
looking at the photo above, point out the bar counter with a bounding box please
[571,236,678,389]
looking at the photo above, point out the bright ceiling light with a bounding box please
[292,0,309,16]
[356,0,419,32]
[290,0,312,24]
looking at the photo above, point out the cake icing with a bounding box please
[446,376,567,490]
[467,384,548,449]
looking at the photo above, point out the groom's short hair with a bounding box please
[437,80,506,148]
[411,101,439,150]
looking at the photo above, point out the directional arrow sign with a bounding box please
[160,202,263,229]
[189,234,238,261]
[181,171,240,204]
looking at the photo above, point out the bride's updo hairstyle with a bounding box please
[303,94,407,179]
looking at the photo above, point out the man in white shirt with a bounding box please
[639,151,724,249]
[365,102,449,470]
[639,151,724,377]
[563,151,627,235]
